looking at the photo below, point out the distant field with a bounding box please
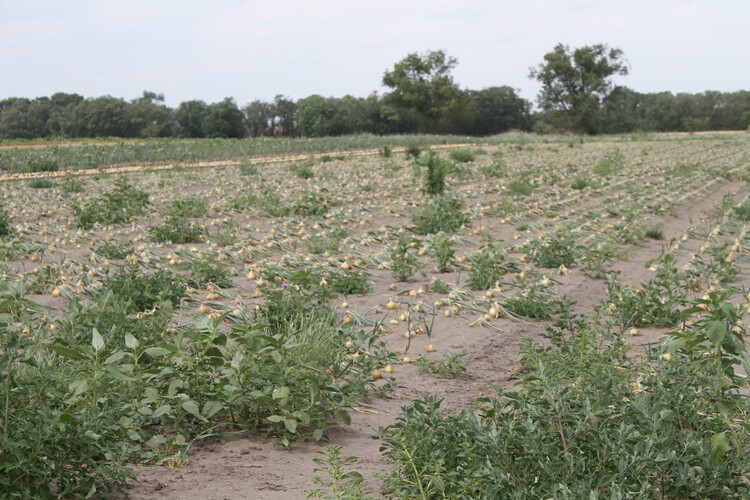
[2,133,750,498]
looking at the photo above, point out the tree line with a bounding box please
[1,46,748,140]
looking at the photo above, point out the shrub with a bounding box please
[594,148,624,176]
[289,161,314,179]
[421,151,447,196]
[449,149,475,163]
[430,233,455,272]
[292,192,328,217]
[524,231,578,268]
[379,145,392,158]
[0,204,12,237]
[405,143,422,159]
[95,239,133,259]
[390,235,421,282]
[506,179,534,196]
[166,198,207,218]
[28,178,56,189]
[72,178,149,228]
[379,296,750,499]
[189,257,232,289]
[328,271,372,295]
[101,265,186,313]
[468,240,510,290]
[150,216,204,244]
[412,195,469,235]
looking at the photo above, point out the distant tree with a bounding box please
[129,91,175,137]
[470,86,532,134]
[529,43,629,134]
[176,100,208,138]
[244,100,274,137]
[272,95,297,136]
[203,98,246,138]
[68,96,135,137]
[382,49,462,133]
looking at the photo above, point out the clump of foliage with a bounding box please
[594,148,624,175]
[95,239,133,260]
[239,161,258,176]
[570,177,591,190]
[504,284,561,320]
[734,202,750,221]
[524,231,578,268]
[481,157,507,178]
[412,194,469,235]
[329,271,372,295]
[415,352,467,377]
[189,257,232,289]
[664,162,698,178]
[289,161,315,179]
[506,178,534,196]
[421,151,447,196]
[604,254,688,328]
[28,178,56,189]
[150,216,204,244]
[644,227,664,240]
[72,178,149,228]
[0,204,12,237]
[468,239,512,290]
[379,145,392,158]
[405,143,422,159]
[449,149,475,163]
[292,192,329,217]
[101,265,186,313]
[60,176,86,194]
[430,233,455,272]
[428,278,451,294]
[166,198,207,218]
[379,293,750,499]
[390,235,421,282]
[308,446,375,500]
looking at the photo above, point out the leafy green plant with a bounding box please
[28,178,56,189]
[60,176,86,194]
[644,227,664,240]
[734,202,750,221]
[604,254,688,328]
[166,198,207,218]
[72,178,149,228]
[150,216,204,243]
[412,194,469,235]
[468,239,512,290]
[594,148,624,175]
[415,352,467,377]
[524,231,578,268]
[189,257,232,289]
[379,145,392,158]
[405,143,422,159]
[379,297,750,499]
[292,192,329,217]
[430,233,455,272]
[239,161,258,176]
[307,446,375,500]
[421,151,447,196]
[0,204,12,237]
[390,235,421,282]
[428,278,451,294]
[449,149,475,163]
[290,161,315,179]
[329,271,372,295]
[481,158,507,177]
[95,239,133,259]
[570,177,591,190]
[504,284,561,320]
[506,179,534,196]
[101,265,186,313]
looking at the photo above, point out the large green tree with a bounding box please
[530,43,629,134]
[382,50,462,133]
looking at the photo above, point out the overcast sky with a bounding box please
[2,0,748,108]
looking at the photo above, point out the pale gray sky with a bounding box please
[2,0,748,107]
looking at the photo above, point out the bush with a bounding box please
[95,239,133,259]
[189,257,232,289]
[28,178,56,189]
[390,235,421,282]
[449,149,475,163]
[292,192,328,217]
[150,216,204,244]
[467,240,511,290]
[73,178,149,228]
[166,198,207,218]
[523,231,578,268]
[412,195,469,235]
[507,179,534,196]
[421,151,447,196]
[0,204,12,237]
[405,143,422,159]
[379,296,750,499]
[101,265,186,313]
